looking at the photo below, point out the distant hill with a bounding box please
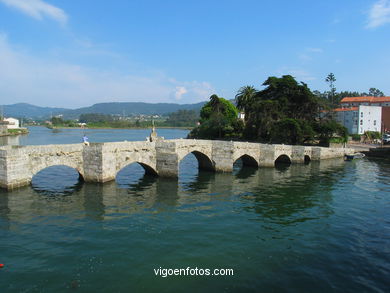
[60,101,207,119]
[1,103,68,119]
[1,101,207,119]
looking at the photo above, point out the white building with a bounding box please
[3,117,20,129]
[334,105,381,134]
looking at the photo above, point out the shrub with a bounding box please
[351,134,361,141]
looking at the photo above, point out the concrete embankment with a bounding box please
[363,146,390,158]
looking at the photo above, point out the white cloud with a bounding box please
[366,0,390,28]
[173,86,187,100]
[0,34,214,107]
[0,0,67,25]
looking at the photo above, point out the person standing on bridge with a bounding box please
[82,135,90,146]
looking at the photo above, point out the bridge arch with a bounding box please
[234,154,259,167]
[116,160,158,177]
[178,149,215,172]
[31,165,84,194]
[304,155,311,164]
[275,154,292,165]
[31,163,84,181]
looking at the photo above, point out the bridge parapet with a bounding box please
[0,139,355,190]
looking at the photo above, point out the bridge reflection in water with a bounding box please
[0,156,347,228]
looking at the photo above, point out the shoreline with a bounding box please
[27,125,193,130]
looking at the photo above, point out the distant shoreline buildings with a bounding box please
[0,117,27,136]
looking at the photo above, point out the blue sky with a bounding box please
[0,0,389,108]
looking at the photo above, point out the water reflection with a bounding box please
[116,163,157,193]
[0,189,10,230]
[0,158,350,226]
[240,159,346,225]
[82,183,105,221]
[32,165,83,196]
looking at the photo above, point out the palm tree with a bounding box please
[235,86,256,118]
[209,94,225,114]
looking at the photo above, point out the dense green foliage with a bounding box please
[50,117,78,127]
[242,75,326,144]
[188,95,243,139]
[7,128,29,135]
[313,120,348,145]
[351,134,361,141]
[190,75,348,145]
[364,131,381,140]
[235,85,256,116]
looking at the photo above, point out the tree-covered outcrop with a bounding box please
[241,75,325,144]
[190,75,348,145]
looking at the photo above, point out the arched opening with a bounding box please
[31,165,83,196]
[179,151,215,188]
[233,154,259,176]
[304,155,311,164]
[192,151,215,172]
[275,154,292,166]
[116,162,157,189]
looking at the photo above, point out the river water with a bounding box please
[0,127,389,292]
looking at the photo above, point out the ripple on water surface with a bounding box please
[1,154,389,292]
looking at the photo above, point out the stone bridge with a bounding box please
[0,139,354,190]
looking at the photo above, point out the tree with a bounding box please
[51,116,64,125]
[325,73,336,106]
[368,88,384,97]
[241,75,320,143]
[240,75,346,145]
[199,94,238,123]
[189,94,242,139]
[235,85,256,119]
[313,120,348,145]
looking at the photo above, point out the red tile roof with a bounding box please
[340,96,390,103]
[333,107,358,112]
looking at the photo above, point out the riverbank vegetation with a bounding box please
[3,128,29,136]
[46,110,199,129]
[189,75,348,145]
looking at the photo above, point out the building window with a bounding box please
[360,120,363,125]
[361,112,363,117]
[374,120,376,126]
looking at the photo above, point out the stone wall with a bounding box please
[0,139,355,190]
